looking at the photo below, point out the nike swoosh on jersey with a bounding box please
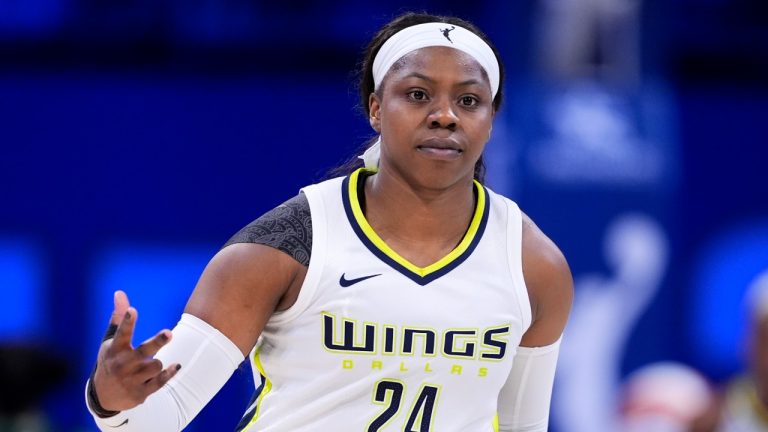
[339,273,381,287]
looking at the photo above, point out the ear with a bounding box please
[368,93,381,133]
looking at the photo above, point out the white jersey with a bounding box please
[236,169,532,432]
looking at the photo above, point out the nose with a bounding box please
[427,98,459,131]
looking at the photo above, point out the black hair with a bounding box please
[328,12,505,183]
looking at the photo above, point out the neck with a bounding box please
[362,167,476,259]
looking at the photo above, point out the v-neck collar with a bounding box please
[341,168,490,286]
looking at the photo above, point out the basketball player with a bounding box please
[86,12,573,432]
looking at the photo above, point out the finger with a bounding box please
[111,290,131,326]
[132,358,164,384]
[102,291,131,342]
[111,307,138,350]
[143,364,182,394]
[135,329,172,358]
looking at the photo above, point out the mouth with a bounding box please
[416,139,463,159]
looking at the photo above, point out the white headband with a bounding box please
[372,22,500,98]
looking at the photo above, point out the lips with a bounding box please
[416,138,463,160]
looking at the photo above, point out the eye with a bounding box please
[460,95,479,107]
[407,90,428,101]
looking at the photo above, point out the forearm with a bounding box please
[86,313,245,432]
[497,338,561,432]
[85,382,185,430]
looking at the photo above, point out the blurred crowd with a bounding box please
[615,270,768,432]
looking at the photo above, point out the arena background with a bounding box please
[0,1,766,431]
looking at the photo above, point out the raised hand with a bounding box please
[92,291,181,413]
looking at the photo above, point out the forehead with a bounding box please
[387,46,490,85]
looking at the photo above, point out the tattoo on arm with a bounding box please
[222,193,312,267]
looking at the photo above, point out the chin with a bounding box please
[411,164,474,190]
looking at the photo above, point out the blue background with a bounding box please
[0,1,766,430]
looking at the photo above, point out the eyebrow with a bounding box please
[404,72,435,83]
[402,72,485,88]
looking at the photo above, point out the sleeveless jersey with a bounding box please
[236,169,532,432]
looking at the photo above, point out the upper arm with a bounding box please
[519,213,573,347]
[186,194,311,356]
[183,242,304,356]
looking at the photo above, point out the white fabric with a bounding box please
[372,22,500,98]
[497,338,562,432]
[239,172,532,431]
[357,137,382,169]
[87,313,244,432]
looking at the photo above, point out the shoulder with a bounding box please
[520,213,570,285]
[222,193,313,266]
[519,212,574,346]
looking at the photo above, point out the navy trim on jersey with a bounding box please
[234,377,265,431]
[341,173,490,286]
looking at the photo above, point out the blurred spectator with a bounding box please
[718,270,768,431]
[620,362,720,432]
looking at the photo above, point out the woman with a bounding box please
[86,12,573,432]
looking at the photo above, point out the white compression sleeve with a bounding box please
[497,338,562,432]
[86,313,245,432]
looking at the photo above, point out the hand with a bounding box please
[92,291,181,412]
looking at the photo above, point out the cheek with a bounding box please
[382,106,419,133]
[466,105,494,128]
[468,117,493,142]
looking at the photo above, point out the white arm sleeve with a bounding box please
[497,338,562,432]
[86,313,245,432]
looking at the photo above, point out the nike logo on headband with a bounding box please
[440,26,456,43]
